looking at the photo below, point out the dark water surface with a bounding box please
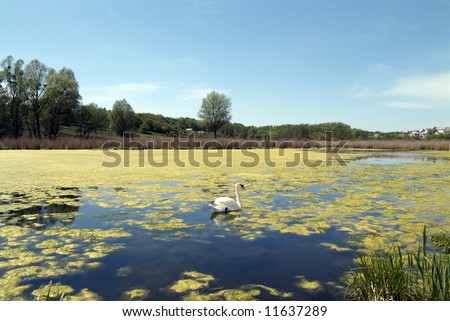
[58,191,353,300]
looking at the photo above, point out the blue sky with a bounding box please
[2,0,450,131]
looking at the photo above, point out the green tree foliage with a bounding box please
[1,56,81,139]
[221,122,249,139]
[109,99,137,136]
[0,56,26,138]
[0,91,10,138]
[74,103,109,139]
[219,122,357,140]
[309,122,354,140]
[42,68,81,138]
[138,113,203,136]
[198,91,232,139]
[23,59,49,139]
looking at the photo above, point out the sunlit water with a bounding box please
[1,151,449,300]
[16,187,352,300]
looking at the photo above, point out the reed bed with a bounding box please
[0,137,449,150]
[0,137,107,150]
[345,227,450,301]
[344,139,450,151]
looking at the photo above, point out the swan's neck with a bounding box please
[235,185,242,208]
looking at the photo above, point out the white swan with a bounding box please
[209,183,246,213]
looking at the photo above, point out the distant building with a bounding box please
[408,126,449,139]
[419,128,435,139]
[436,127,444,134]
[436,127,450,135]
[409,131,420,139]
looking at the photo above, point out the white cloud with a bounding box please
[82,81,161,106]
[182,0,224,14]
[369,63,392,73]
[382,71,450,110]
[179,85,230,102]
[180,88,212,102]
[383,71,450,101]
[349,78,376,99]
[384,101,428,109]
[112,82,161,93]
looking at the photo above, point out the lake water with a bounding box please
[1,150,449,300]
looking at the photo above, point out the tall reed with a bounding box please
[0,137,449,150]
[345,227,450,300]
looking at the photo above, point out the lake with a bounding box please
[1,149,449,300]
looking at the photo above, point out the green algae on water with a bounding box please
[168,270,293,301]
[122,288,150,300]
[1,149,449,300]
[295,276,323,292]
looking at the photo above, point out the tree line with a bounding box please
[0,56,106,139]
[4,55,431,142]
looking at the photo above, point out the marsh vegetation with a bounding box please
[345,227,450,300]
[0,149,449,300]
[0,136,449,151]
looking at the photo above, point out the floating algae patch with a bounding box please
[0,246,46,268]
[279,224,312,236]
[170,271,215,293]
[121,217,204,241]
[0,275,31,300]
[169,271,293,301]
[255,284,294,298]
[35,239,63,250]
[69,288,103,301]
[0,222,131,300]
[0,225,32,242]
[122,288,151,300]
[42,226,131,240]
[295,276,323,292]
[183,288,262,301]
[116,265,132,277]
[33,284,102,301]
[320,243,352,252]
[32,282,75,301]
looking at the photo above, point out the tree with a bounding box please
[0,90,10,138]
[198,91,232,139]
[74,103,108,138]
[24,59,49,139]
[0,56,26,138]
[109,99,136,136]
[42,67,81,139]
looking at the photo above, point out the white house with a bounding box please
[436,127,450,135]
[409,131,420,139]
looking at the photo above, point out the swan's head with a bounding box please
[236,183,246,190]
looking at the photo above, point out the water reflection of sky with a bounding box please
[67,190,351,300]
[1,153,449,300]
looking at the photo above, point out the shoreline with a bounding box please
[0,137,449,151]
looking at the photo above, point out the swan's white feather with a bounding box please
[210,197,241,212]
[214,197,239,208]
[209,203,228,213]
[209,183,245,213]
